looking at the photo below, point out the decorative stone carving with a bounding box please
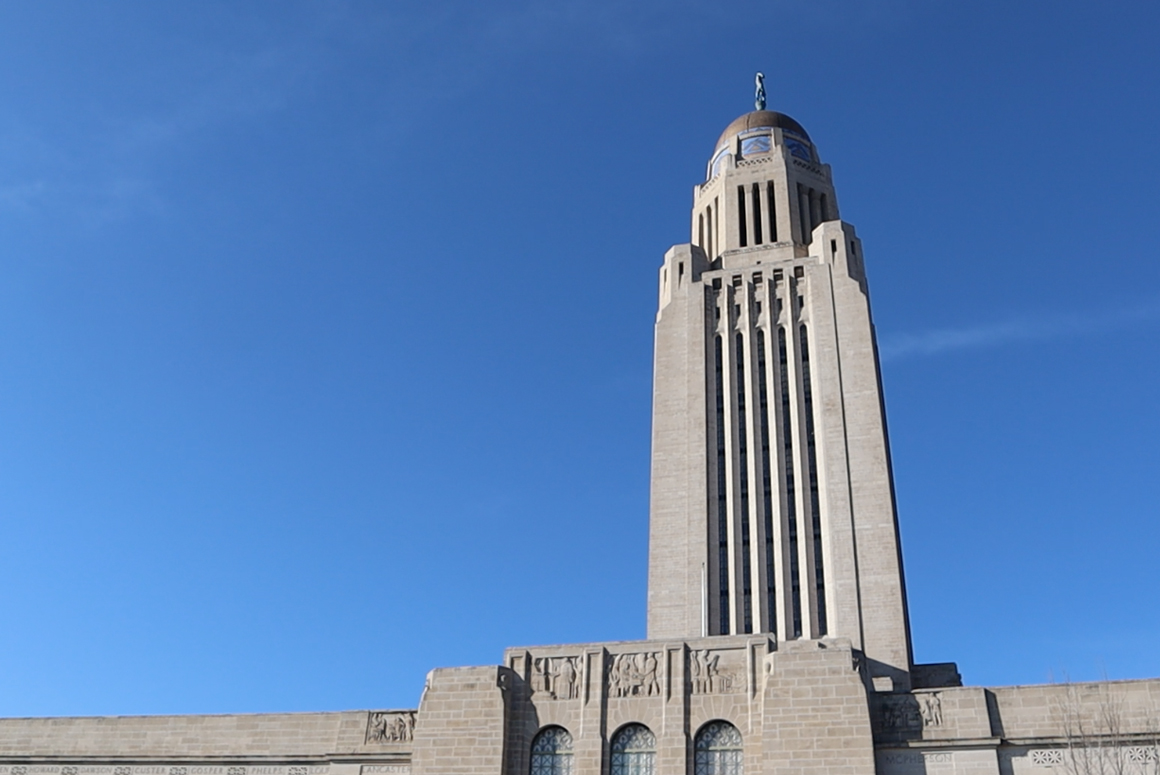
[531,656,582,700]
[919,692,942,726]
[688,649,736,694]
[1127,748,1159,764]
[607,652,661,698]
[880,692,942,731]
[1030,750,1065,766]
[366,710,416,744]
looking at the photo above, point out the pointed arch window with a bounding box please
[530,726,574,775]
[610,723,656,775]
[694,721,743,775]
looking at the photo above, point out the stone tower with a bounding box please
[647,107,913,688]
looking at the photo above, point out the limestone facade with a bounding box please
[2,106,1156,774]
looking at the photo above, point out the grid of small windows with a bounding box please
[694,721,744,775]
[530,727,573,775]
[610,724,656,775]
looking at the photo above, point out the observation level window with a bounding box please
[740,133,772,157]
[783,133,813,162]
[710,148,729,179]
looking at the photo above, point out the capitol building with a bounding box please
[1,90,1157,775]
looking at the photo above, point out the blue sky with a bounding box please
[0,0,1157,716]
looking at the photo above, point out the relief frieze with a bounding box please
[878,692,942,732]
[688,649,739,695]
[366,711,416,744]
[531,656,581,700]
[607,652,661,698]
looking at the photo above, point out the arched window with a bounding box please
[611,723,655,775]
[694,721,743,775]
[530,726,573,775]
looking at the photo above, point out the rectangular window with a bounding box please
[751,183,763,245]
[767,181,778,243]
[737,186,748,248]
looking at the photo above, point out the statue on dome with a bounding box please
[755,71,766,111]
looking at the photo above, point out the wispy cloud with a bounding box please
[879,298,1160,361]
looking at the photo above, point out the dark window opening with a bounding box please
[767,182,778,242]
[737,186,748,248]
[751,183,763,245]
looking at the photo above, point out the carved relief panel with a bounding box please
[532,655,582,700]
[688,649,741,695]
[877,692,942,733]
[366,711,416,744]
[607,652,662,698]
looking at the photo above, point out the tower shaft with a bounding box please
[646,111,912,688]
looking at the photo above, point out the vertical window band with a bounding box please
[756,327,776,636]
[714,334,730,635]
[799,324,827,635]
[735,331,752,634]
[737,186,748,248]
[778,326,803,638]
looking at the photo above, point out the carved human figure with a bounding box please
[643,652,659,696]
[557,658,577,699]
[920,694,942,726]
[689,650,703,693]
[704,652,720,692]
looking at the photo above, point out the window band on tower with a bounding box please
[756,327,776,636]
[751,183,763,245]
[707,204,714,260]
[737,186,748,248]
[798,324,828,635]
[735,331,752,634]
[766,181,778,243]
[714,334,730,635]
[797,184,810,245]
[778,326,803,638]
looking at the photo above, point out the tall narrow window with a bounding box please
[766,181,778,242]
[735,332,752,633]
[778,326,802,638]
[737,186,748,247]
[715,334,730,635]
[530,727,574,775]
[707,205,713,260]
[611,724,656,775]
[751,183,763,245]
[797,184,810,244]
[694,722,743,775]
[819,192,829,223]
[799,325,827,635]
[713,196,719,259]
[756,327,776,636]
[699,213,705,250]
